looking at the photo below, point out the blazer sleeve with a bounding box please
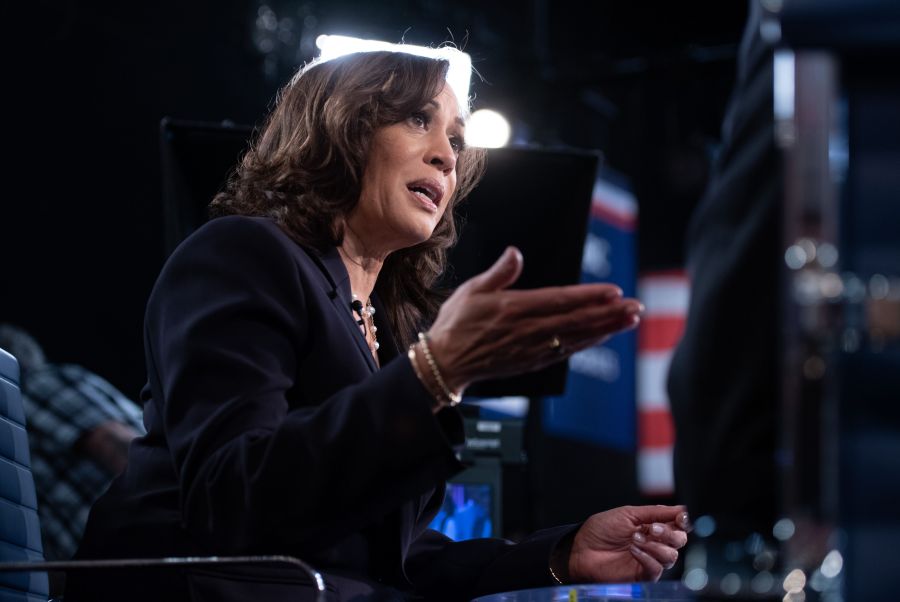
[405,525,580,600]
[143,217,463,554]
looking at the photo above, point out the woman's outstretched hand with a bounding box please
[568,505,690,583]
[427,246,643,393]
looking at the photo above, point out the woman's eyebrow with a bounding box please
[427,99,466,129]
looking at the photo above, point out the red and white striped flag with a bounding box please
[636,271,689,496]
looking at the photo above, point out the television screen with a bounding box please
[428,457,503,541]
[428,483,495,540]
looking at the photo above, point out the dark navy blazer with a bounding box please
[68,216,571,601]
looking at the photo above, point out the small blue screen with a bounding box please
[428,483,493,540]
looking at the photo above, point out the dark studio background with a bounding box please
[5,1,746,529]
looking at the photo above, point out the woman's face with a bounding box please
[349,84,465,254]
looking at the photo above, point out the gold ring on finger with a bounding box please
[549,335,564,354]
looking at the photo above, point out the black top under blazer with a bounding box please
[67,216,572,601]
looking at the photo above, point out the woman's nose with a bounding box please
[427,135,456,174]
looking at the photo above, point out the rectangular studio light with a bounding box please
[314,34,472,113]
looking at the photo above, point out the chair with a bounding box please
[0,347,326,602]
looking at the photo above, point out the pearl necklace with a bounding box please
[351,293,379,352]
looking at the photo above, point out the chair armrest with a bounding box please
[0,555,326,602]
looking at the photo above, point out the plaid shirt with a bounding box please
[21,363,145,560]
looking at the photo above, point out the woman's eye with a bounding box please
[450,137,465,154]
[410,112,428,128]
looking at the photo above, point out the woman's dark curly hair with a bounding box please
[210,51,486,348]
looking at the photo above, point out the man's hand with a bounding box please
[78,420,140,475]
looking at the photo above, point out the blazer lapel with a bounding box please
[370,291,401,365]
[303,246,379,373]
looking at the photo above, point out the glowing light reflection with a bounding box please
[315,35,472,113]
[466,109,511,148]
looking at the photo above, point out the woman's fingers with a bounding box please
[498,303,634,349]
[431,270,645,386]
[638,522,689,549]
[517,298,642,346]
[556,300,641,333]
[496,284,625,318]
[445,299,641,378]
[633,537,679,570]
[463,247,524,293]
[629,545,665,581]
[630,513,690,575]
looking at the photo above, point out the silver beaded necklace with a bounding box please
[351,293,379,352]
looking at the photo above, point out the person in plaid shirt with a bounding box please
[0,324,144,561]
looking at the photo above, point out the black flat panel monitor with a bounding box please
[446,147,599,398]
[160,120,599,396]
[159,118,253,255]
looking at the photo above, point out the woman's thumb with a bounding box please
[466,246,523,293]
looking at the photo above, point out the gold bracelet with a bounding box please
[408,346,447,408]
[417,332,462,406]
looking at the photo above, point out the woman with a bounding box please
[69,50,688,601]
